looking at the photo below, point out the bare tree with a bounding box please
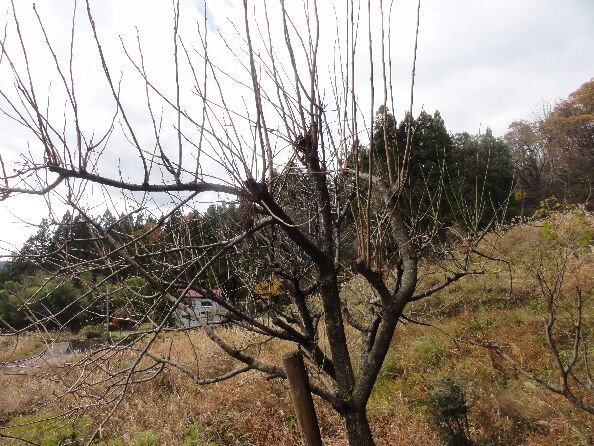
[483,287,593,415]
[472,236,594,416]
[504,79,594,215]
[0,1,502,444]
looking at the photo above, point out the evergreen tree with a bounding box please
[450,129,516,229]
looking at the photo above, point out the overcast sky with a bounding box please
[0,0,592,255]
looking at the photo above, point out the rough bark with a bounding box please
[343,409,376,446]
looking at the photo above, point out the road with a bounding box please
[2,341,75,373]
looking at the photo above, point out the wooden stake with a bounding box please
[283,351,323,446]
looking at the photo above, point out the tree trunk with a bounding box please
[343,409,375,446]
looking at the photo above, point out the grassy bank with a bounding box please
[1,210,592,445]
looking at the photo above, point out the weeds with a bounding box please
[1,210,592,445]
[2,412,91,446]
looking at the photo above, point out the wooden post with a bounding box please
[283,351,323,446]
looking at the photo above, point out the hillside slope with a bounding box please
[1,210,592,445]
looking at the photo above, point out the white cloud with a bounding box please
[0,0,592,254]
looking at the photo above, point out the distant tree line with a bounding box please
[364,106,515,234]
[505,78,593,215]
[2,79,592,331]
[0,205,247,331]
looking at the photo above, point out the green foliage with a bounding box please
[96,431,160,446]
[534,207,593,255]
[4,412,91,446]
[354,107,516,238]
[398,110,458,229]
[449,129,516,229]
[425,378,473,446]
[181,423,218,446]
[410,334,449,372]
[109,276,158,321]
[533,196,575,220]
[370,352,406,405]
[177,413,258,446]
[0,273,95,331]
[379,352,404,380]
[574,212,594,248]
[539,219,554,241]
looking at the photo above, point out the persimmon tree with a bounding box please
[0,1,503,444]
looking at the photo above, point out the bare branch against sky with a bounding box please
[0,0,593,251]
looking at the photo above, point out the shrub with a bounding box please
[80,325,107,339]
[380,353,404,380]
[425,378,473,446]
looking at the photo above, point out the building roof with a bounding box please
[184,288,223,299]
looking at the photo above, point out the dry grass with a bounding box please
[0,332,46,363]
[1,210,593,445]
